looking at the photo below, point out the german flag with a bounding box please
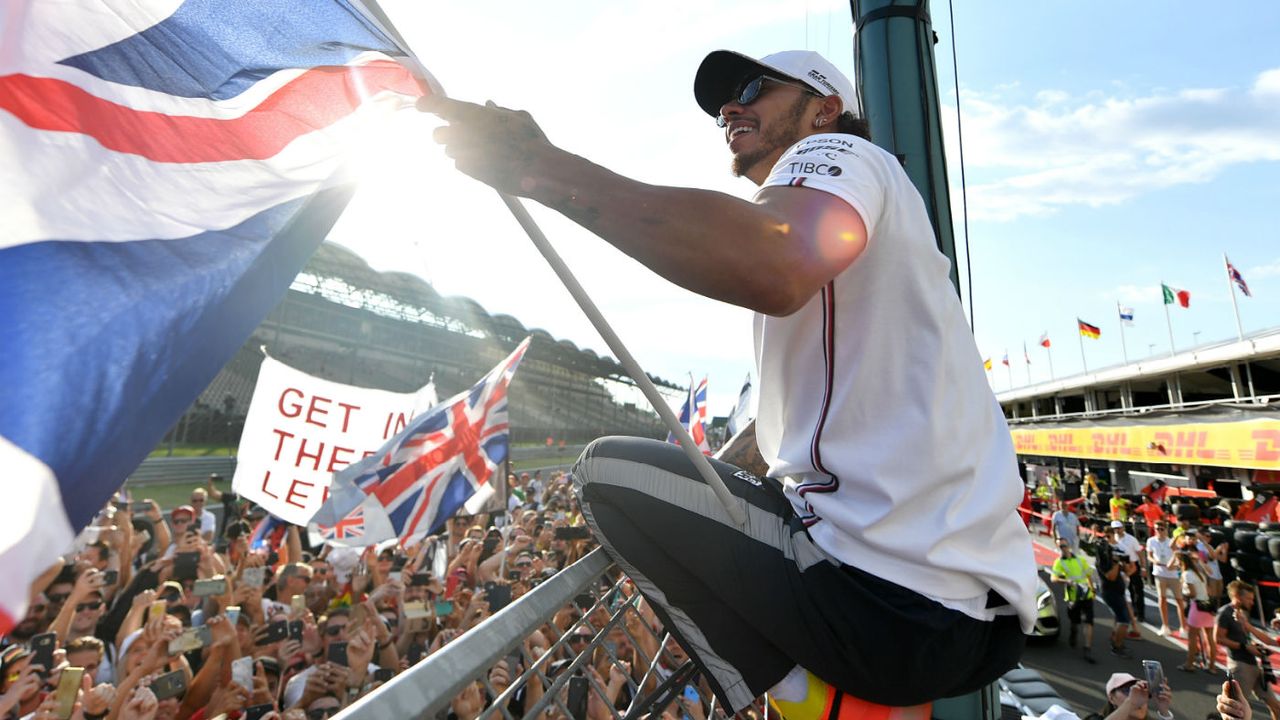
[1078,318,1101,339]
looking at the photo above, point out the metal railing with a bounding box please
[335,549,734,720]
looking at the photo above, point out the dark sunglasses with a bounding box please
[160,592,181,602]
[307,708,340,720]
[716,75,822,127]
[46,593,70,604]
[514,562,532,569]
[75,601,104,612]
[568,635,590,645]
[324,625,346,637]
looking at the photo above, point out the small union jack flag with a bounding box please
[667,376,710,455]
[1227,256,1252,298]
[318,338,530,542]
[316,506,365,542]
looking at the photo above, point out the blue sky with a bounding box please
[333,0,1280,413]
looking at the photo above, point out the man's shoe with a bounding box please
[1158,625,1169,637]
[1111,644,1132,658]
[1068,624,1078,648]
[1083,649,1097,664]
[1127,629,1142,639]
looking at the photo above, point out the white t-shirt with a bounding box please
[1197,540,1223,580]
[1146,536,1179,579]
[199,509,218,538]
[1182,572,1208,602]
[754,134,1036,632]
[1116,533,1143,563]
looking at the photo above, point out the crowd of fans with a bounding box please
[0,470,703,720]
[1031,473,1280,720]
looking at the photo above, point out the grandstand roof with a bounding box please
[302,242,680,390]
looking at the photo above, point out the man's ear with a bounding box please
[815,95,843,126]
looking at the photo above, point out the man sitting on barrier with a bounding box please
[425,48,1036,716]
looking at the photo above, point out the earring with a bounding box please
[815,118,825,127]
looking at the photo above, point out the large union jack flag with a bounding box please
[0,0,434,634]
[315,339,530,543]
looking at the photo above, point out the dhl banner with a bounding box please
[1011,419,1280,470]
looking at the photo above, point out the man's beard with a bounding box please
[731,94,809,178]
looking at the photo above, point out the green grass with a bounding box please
[147,444,235,458]
[125,481,208,511]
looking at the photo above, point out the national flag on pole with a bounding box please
[1001,352,1010,367]
[726,374,754,437]
[667,377,711,455]
[1119,307,1135,326]
[1078,319,1102,339]
[313,339,530,544]
[983,358,993,371]
[1161,283,1191,308]
[1023,343,1031,364]
[1039,333,1051,348]
[0,0,434,633]
[1227,257,1252,298]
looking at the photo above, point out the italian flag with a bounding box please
[1162,283,1191,308]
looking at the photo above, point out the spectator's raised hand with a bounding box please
[206,682,252,718]
[1117,681,1150,716]
[347,625,376,672]
[1218,679,1251,719]
[450,681,484,720]
[207,614,237,648]
[608,660,631,689]
[71,568,104,602]
[131,589,158,612]
[252,663,274,706]
[489,658,513,697]
[82,682,115,718]
[119,686,159,720]
[277,639,307,671]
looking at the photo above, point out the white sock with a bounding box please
[769,665,811,703]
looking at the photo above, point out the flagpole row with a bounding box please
[1161,281,1176,356]
[495,193,748,527]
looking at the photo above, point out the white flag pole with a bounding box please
[1225,253,1245,342]
[1077,323,1089,373]
[1116,301,1129,364]
[1024,343,1032,385]
[1046,343,1055,380]
[1161,282,1176,356]
[496,194,747,526]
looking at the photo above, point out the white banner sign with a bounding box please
[232,357,437,526]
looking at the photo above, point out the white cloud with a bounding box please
[1250,258,1280,279]
[943,68,1280,222]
